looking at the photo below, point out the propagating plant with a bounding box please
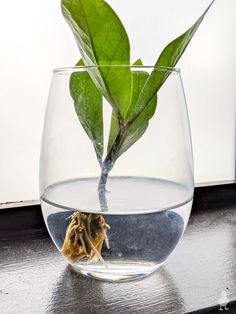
[60,0,215,264]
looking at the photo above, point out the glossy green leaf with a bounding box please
[108,0,215,160]
[132,59,143,66]
[107,59,146,152]
[156,0,215,67]
[70,61,103,159]
[129,0,215,122]
[61,0,132,119]
[107,60,157,160]
[125,66,149,121]
[114,95,157,160]
[107,111,119,154]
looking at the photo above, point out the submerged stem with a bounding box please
[98,165,109,212]
[97,128,126,212]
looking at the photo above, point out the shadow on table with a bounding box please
[47,264,185,314]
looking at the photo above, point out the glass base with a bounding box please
[69,261,163,282]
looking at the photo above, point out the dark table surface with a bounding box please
[0,185,236,314]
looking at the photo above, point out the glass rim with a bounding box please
[53,65,181,75]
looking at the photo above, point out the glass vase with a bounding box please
[40,65,194,282]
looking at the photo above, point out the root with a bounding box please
[61,211,110,266]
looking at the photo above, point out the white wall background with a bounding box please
[0,0,235,203]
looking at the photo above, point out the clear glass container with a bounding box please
[40,65,194,282]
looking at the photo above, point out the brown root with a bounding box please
[61,211,110,266]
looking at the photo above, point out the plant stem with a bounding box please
[97,127,126,212]
[98,165,109,211]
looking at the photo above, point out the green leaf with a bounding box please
[115,95,157,160]
[133,59,143,66]
[156,0,215,67]
[61,0,132,119]
[107,0,215,160]
[129,0,215,122]
[107,111,119,153]
[107,59,145,152]
[70,61,103,159]
[125,66,149,122]
[107,61,158,160]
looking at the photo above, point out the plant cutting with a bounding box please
[40,0,215,281]
[60,0,214,265]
